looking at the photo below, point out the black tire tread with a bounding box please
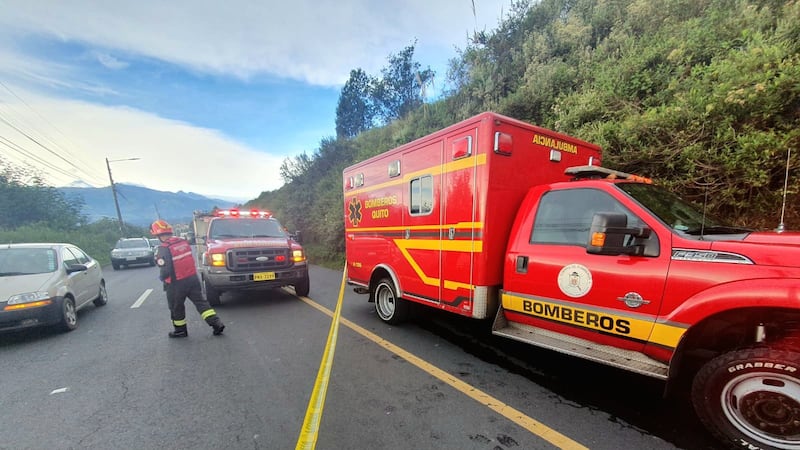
[691,346,800,450]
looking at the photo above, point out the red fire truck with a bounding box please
[342,111,800,450]
[191,208,309,304]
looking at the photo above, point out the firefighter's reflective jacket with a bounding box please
[156,236,196,283]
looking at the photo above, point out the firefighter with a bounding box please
[151,219,225,338]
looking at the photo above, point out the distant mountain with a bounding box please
[64,180,94,188]
[60,184,239,227]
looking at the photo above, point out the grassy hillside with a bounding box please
[250,0,800,267]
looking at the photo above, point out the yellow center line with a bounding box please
[294,268,346,450]
[298,289,588,450]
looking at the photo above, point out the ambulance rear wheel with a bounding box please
[691,346,800,450]
[374,278,408,324]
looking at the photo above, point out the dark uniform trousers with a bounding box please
[166,275,220,330]
[156,235,223,336]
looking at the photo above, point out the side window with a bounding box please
[531,189,644,246]
[68,246,91,264]
[61,248,80,268]
[410,175,433,215]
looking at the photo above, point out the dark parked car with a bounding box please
[110,237,155,270]
[0,243,108,332]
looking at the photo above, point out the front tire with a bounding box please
[294,272,310,297]
[373,277,409,324]
[691,347,800,450]
[58,297,78,332]
[203,277,221,306]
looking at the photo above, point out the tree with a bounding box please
[372,42,435,124]
[279,152,313,184]
[0,157,85,230]
[250,0,800,267]
[335,69,375,139]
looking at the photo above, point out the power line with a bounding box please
[0,81,107,185]
[0,136,80,180]
[0,81,99,171]
[0,113,106,185]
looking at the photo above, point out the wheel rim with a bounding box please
[63,299,77,327]
[721,372,800,448]
[375,283,395,320]
[99,284,108,303]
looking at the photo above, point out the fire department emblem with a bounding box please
[557,264,592,298]
[156,258,166,266]
[348,197,363,227]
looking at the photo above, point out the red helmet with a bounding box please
[150,219,173,236]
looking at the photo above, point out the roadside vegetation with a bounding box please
[3,0,798,269]
[253,0,800,267]
[0,157,147,265]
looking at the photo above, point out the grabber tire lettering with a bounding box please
[691,346,800,450]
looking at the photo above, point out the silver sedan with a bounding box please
[0,243,107,332]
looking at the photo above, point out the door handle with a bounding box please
[515,256,528,274]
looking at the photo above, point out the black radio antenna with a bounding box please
[776,148,791,233]
[700,183,709,239]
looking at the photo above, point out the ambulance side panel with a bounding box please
[344,112,601,319]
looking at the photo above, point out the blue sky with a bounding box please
[0,0,508,201]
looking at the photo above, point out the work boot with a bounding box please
[169,327,188,338]
[210,317,225,336]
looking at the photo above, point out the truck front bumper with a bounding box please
[203,264,308,291]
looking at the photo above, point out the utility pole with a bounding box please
[106,157,140,236]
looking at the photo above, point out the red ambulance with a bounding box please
[343,111,800,450]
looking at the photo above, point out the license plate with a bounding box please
[253,272,276,281]
[126,256,137,261]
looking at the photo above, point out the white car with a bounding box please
[110,237,156,270]
[0,243,107,332]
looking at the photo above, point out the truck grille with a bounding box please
[227,248,291,271]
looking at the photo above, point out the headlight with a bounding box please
[7,291,51,305]
[292,250,306,263]
[211,253,226,267]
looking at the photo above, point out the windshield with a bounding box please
[0,248,57,276]
[116,239,149,249]
[209,218,286,239]
[618,183,751,236]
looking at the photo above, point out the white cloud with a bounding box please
[0,46,121,96]
[0,87,285,200]
[92,52,129,70]
[0,1,510,202]
[0,0,507,85]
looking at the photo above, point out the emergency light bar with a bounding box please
[214,208,272,218]
[565,165,653,184]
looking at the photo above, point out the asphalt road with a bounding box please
[0,264,724,449]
